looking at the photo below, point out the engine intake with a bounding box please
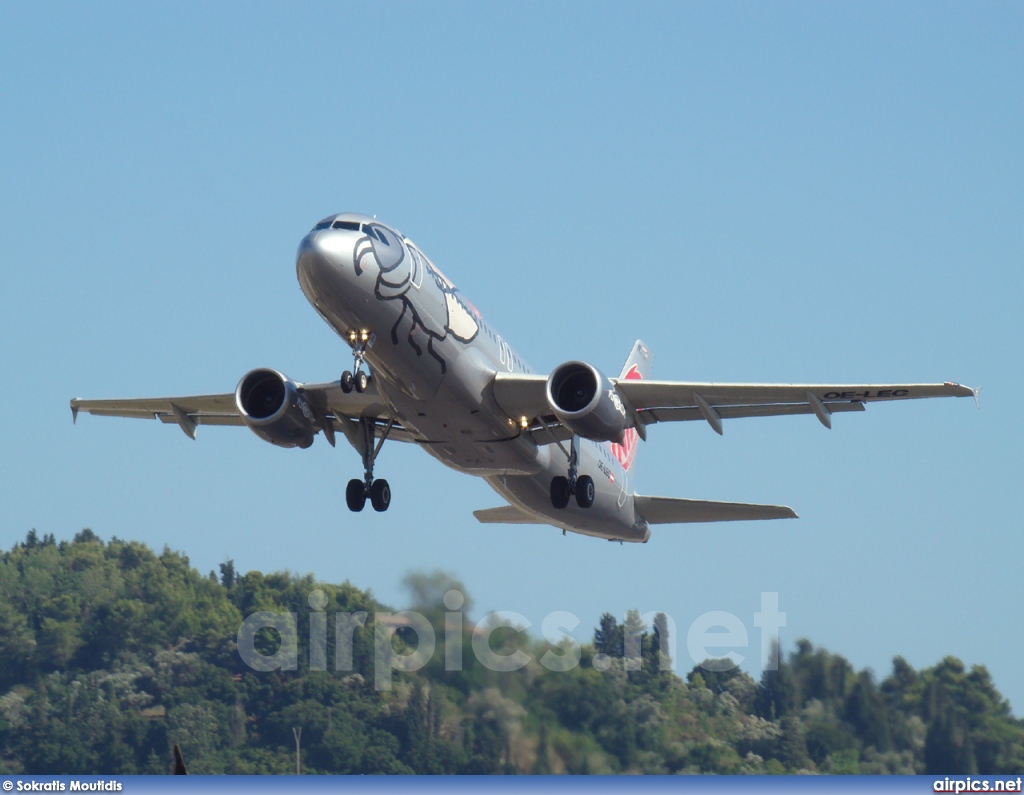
[546,361,628,443]
[236,368,317,449]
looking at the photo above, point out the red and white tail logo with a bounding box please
[610,364,642,471]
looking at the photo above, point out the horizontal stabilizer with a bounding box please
[634,495,797,524]
[473,505,544,525]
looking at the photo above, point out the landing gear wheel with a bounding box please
[354,371,369,393]
[341,371,354,393]
[347,416,394,517]
[550,476,571,510]
[370,478,391,512]
[575,475,595,509]
[346,479,366,512]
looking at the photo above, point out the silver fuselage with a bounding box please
[296,213,649,542]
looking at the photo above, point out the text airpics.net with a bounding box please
[235,590,786,690]
[934,778,1024,792]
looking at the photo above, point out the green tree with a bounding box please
[593,613,623,658]
[756,642,797,720]
[844,671,892,752]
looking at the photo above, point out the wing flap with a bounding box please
[635,495,798,524]
[642,400,866,425]
[526,416,574,445]
[157,413,245,427]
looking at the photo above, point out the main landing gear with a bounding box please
[345,416,394,513]
[340,329,373,394]
[549,435,595,510]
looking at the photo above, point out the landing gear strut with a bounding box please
[346,417,393,512]
[548,434,595,510]
[341,330,373,394]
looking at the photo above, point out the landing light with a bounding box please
[360,330,370,342]
[520,417,529,428]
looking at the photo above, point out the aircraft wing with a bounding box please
[70,379,419,443]
[615,380,975,434]
[492,373,976,438]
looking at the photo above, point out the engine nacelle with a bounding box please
[235,368,317,449]
[545,361,629,443]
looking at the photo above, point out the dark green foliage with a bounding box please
[594,613,623,658]
[1,530,1022,775]
[532,722,551,774]
[219,561,236,590]
[844,672,891,752]
[755,642,798,720]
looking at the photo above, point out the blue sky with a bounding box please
[2,3,1022,707]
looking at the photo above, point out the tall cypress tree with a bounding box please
[594,613,623,658]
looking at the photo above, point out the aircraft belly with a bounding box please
[485,466,646,543]
[378,379,543,475]
[422,439,540,476]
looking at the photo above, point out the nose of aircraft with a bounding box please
[296,227,358,286]
[296,230,326,283]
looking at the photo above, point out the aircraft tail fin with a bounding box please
[618,339,653,381]
[611,340,652,472]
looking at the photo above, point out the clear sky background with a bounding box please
[2,3,1021,708]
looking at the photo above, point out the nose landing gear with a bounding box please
[341,330,374,394]
[346,416,393,512]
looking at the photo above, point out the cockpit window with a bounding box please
[313,221,332,230]
[332,220,361,231]
[373,227,391,246]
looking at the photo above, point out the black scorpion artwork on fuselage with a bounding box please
[353,223,479,374]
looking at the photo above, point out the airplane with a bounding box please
[70,213,976,543]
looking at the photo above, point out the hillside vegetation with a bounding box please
[0,530,1021,774]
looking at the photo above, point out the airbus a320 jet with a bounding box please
[71,213,976,543]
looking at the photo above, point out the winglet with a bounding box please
[973,386,982,410]
[70,399,80,424]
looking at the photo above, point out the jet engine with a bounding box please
[545,361,629,443]
[235,368,318,449]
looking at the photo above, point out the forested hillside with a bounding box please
[0,530,1021,774]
